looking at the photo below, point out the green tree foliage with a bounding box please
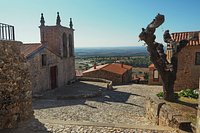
[144,72,149,80]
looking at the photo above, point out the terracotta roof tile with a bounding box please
[83,63,132,75]
[102,63,132,75]
[83,64,108,73]
[171,31,200,46]
[148,64,154,68]
[21,43,43,58]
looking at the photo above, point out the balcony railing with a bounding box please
[0,23,15,41]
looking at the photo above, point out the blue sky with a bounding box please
[1,0,200,47]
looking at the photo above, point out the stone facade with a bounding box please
[21,13,75,94]
[83,64,132,85]
[0,41,33,129]
[25,47,75,94]
[148,64,162,85]
[149,31,200,90]
[83,70,122,85]
[40,26,74,58]
[174,45,200,91]
[197,78,200,133]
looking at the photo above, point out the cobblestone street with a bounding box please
[1,81,177,133]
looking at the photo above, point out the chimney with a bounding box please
[94,63,96,69]
[121,62,124,68]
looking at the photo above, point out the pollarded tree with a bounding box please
[139,14,193,101]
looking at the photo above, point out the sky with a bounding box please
[1,0,200,47]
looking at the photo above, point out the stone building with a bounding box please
[169,31,200,91]
[21,13,75,94]
[197,78,200,133]
[148,31,200,90]
[83,63,132,85]
[148,64,162,85]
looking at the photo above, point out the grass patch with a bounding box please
[156,92,164,98]
[179,96,198,105]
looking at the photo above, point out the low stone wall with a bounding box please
[146,96,191,131]
[78,77,113,89]
[0,40,33,129]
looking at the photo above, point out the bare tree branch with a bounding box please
[138,14,190,101]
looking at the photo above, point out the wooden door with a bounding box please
[50,66,57,89]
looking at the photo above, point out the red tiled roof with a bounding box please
[83,63,132,75]
[171,31,200,46]
[148,64,155,68]
[75,70,83,77]
[21,43,43,57]
[83,64,108,73]
[102,63,132,75]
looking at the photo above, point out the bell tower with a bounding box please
[39,12,74,58]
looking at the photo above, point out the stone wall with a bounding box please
[0,40,33,129]
[123,69,132,84]
[175,45,200,91]
[148,67,162,85]
[83,70,122,85]
[28,48,59,93]
[78,77,113,89]
[146,96,191,131]
[28,47,75,94]
[197,78,200,133]
[83,69,132,85]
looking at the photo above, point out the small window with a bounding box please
[69,34,73,57]
[42,54,47,66]
[62,33,68,58]
[195,52,200,65]
[153,69,159,81]
[189,32,199,41]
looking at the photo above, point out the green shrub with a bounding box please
[178,89,199,99]
[156,92,164,98]
[144,72,149,80]
[156,92,179,99]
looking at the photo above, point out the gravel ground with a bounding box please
[33,81,162,125]
[1,81,177,133]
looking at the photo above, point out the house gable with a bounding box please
[21,43,60,60]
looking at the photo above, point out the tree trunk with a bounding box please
[138,14,190,101]
[161,72,175,101]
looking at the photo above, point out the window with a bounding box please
[42,54,47,66]
[62,33,68,57]
[153,69,159,81]
[69,34,73,57]
[195,52,200,65]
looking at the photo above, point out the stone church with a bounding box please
[21,12,75,94]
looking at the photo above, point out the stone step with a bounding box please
[39,118,176,132]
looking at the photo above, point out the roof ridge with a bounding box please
[45,46,62,58]
[25,45,45,58]
[23,43,42,45]
[172,31,200,34]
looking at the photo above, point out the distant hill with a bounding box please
[75,46,148,57]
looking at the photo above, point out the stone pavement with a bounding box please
[0,81,178,133]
